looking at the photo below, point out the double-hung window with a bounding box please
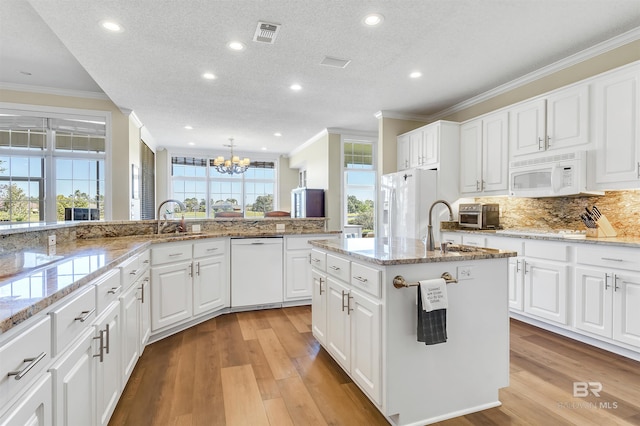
[343,137,376,237]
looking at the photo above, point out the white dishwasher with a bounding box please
[231,237,283,308]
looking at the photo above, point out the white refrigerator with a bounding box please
[380,169,438,241]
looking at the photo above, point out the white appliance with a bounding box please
[380,168,438,240]
[509,151,602,198]
[231,237,283,308]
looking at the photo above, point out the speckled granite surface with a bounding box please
[0,221,336,334]
[309,237,517,266]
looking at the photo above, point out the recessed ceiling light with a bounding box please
[274,132,282,137]
[261,147,267,151]
[228,41,245,51]
[184,125,193,130]
[290,84,302,91]
[362,13,384,26]
[409,71,422,79]
[188,142,195,146]
[100,20,123,32]
[202,72,216,80]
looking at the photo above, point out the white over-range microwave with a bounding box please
[509,151,602,198]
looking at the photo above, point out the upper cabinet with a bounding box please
[591,63,640,189]
[460,110,509,195]
[509,85,590,158]
[397,121,459,171]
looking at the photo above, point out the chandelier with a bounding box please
[213,138,250,175]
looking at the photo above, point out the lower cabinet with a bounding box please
[0,373,52,426]
[523,259,569,324]
[49,329,95,426]
[94,301,122,426]
[284,234,338,302]
[313,254,382,406]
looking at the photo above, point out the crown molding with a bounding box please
[288,128,329,157]
[129,110,143,128]
[374,110,430,122]
[427,26,640,121]
[326,127,377,138]
[0,81,109,100]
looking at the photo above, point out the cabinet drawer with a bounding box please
[49,286,96,356]
[577,245,639,272]
[138,250,150,269]
[486,236,524,255]
[326,254,350,282]
[525,240,569,261]
[310,249,326,271]
[151,242,192,265]
[351,262,381,298]
[0,316,51,410]
[121,254,143,290]
[193,239,227,259]
[441,233,462,245]
[286,236,312,250]
[94,269,122,316]
[461,234,486,247]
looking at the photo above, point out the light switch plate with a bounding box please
[192,224,201,233]
[48,235,56,246]
[276,224,285,232]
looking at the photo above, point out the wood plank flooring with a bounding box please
[109,307,640,426]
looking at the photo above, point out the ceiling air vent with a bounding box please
[320,56,351,68]
[253,22,281,44]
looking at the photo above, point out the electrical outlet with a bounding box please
[276,224,285,232]
[48,235,56,246]
[457,265,474,280]
[192,224,201,233]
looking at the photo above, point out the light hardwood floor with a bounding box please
[109,306,640,426]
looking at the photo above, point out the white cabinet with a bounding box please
[576,245,640,348]
[460,111,509,195]
[151,239,229,332]
[509,85,589,158]
[508,257,525,311]
[49,329,95,426]
[120,280,141,384]
[592,63,640,189]
[397,121,459,171]
[523,259,569,324]
[0,373,52,426]
[94,301,121,426]
[284,235,337,303]
[313,252,382,405]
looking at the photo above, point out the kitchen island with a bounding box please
[309,237,517,426]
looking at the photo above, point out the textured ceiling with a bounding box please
[2,0,640,156]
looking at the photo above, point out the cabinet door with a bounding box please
[120,284,140,384]
[613,272,640,347]
[138,275,151,351]
[150,261,193,331]
[95,302,122,426]
[574,268,613,338]
[50,329,95,426]
[508,257,524,312]
[285,250,312,300]
[482,111,509,192]
[593,65,640,187]
[546,85,590,151]
[350,291,381,406]
[397,134,410,171]
[409,131,423,168]
[326,277,351,371]
[460,120,483,193]
[311,270,328,346]
[422,125,440,167]
[193,254,228,316]
[0,374,52,426]
[523,259,569,324]
[509,98,546,157]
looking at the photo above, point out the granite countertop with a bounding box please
[309,237,517,266]
[443,228,640,248]
[0,230,339,334]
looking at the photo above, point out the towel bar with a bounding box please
[393,272,457,288]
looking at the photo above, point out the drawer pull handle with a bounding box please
[107,286,121,295]
[330,265,341,271]
[311,258,321,263]
[7,352,46,380]
[251,242,265,245]
[169,253,184,257]
[601,257,623,262]
[74,308,96,322]
[353,276,368,283]
[206,248,219,252]
[93,331,104,363]
[143,259,150,264]
[130,269,137,276]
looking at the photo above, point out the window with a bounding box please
[170,156,276,218]
[0,110,108,223]
[343,138,376,236]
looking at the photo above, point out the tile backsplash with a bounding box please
[475,190,640,237]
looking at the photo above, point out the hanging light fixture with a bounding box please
[213,138,250,175]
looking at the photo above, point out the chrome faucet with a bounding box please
[426,199,454,251]
[157,199,186,234]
